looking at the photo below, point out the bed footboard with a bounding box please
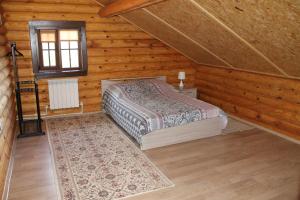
[140,116,226,150]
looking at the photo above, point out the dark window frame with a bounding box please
[29,21,88,79]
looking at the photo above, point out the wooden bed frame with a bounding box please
[101,76,226,150]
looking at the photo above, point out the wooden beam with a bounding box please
[98,0,167,17]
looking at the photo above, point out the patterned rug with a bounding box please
[46,113,173,200]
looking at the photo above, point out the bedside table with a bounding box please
[174,88,197,98]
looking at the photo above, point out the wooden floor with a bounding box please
[8,128,300,200]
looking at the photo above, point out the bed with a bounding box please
[101,77,227,150]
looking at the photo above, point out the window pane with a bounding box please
[70,50,79,68]
[49,42,55,50]
[43,50,49,67]
[60,41,69,49]
[70,41,78,49]
[40,30,55,42]
[42,42,49,50]
[61,50,70,68]
[59,30,79,40]
[49,50,56,66]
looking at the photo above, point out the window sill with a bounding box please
[35,70,87,79]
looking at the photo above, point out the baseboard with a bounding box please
[43,111,102,119]
[229,114,300,145]
[2,134,17,200]
[21,111,103,120]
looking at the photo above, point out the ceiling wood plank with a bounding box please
[99,0,167,17]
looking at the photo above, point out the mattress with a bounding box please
[103,79,226,144]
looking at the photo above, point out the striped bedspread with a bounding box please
[103,79,226,144]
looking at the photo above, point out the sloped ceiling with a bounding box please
[95,0,300,79]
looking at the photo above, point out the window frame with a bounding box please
[29,21,88,79]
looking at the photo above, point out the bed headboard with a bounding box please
[101,76,166,96]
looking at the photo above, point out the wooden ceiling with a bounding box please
[95,0,300,79]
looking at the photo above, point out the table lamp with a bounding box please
[178,71,185,91]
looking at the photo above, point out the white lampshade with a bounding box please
[178,71,186,80]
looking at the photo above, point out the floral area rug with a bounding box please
[46,113,173,200]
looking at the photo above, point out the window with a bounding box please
[29,21,88,78]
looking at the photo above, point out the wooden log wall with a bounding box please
[0,11,17,198]
[195,65,300,141]
[2,0,196,116]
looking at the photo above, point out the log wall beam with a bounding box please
[0,6,16,198]
[195,65,300,141]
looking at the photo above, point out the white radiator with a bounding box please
[48,79,80,110]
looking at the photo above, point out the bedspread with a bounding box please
[103,79,226,144]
